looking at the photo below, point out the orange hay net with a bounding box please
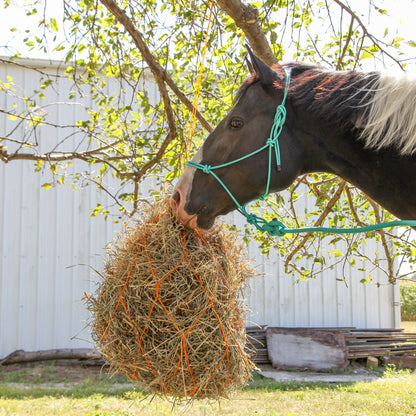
[89,199,254,399]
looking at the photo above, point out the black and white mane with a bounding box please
[284,62,416,156]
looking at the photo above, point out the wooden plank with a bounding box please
[348,343,416,351]
[267,328,349,370]
[351,329,407,333]
[346,337,416,342]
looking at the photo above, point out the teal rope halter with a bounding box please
[187,71,416,236]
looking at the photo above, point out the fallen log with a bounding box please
[0,348,102,365]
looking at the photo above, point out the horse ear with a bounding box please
[245,44,278,85]
[245,57,255,75]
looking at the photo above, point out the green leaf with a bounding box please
[50,18,58,32]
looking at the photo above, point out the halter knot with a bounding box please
[201,165,212,174]
[266,137,276,147]
[263,219,287,237]
[246,214,259,225]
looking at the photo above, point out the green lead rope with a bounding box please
[187,71,416,236]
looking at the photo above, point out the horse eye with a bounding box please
[229,118,244,129]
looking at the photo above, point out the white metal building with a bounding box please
[0,58,400,359]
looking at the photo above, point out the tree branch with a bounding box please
[345,186,365,227]
[0,143,136,180]
[336,14,355,70]
[285,179,347,269]
[332,0,405,70]
[368,198,395,284]
[217,0,277,65]
[99,0,213,133]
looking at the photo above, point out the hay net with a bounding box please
[88,196,255,399]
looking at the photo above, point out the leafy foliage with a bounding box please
[401,283,416,321]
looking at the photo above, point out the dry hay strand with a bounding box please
[88,196,255,399]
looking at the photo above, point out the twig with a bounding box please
[368,198,395,284]
[345,186,365,227]
[336,14,355,70]
[284,179,346,269]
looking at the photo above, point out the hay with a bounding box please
[88,196,255,399]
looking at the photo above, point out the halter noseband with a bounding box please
[186,72,292,236]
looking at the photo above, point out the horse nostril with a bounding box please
[172,191,180,203]
[170,189,182,215]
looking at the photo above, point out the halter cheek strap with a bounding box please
[187,71,416,236]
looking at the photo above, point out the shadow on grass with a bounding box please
[0,380,137,400]
[0,372,358,400]
[244,372,356,392]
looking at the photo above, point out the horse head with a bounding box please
[170,50,303,229]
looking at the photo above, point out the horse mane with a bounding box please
[359,73,416,155]
[284,62,416,155]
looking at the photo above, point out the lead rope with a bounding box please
[187,71,416,236]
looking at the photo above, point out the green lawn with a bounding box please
[402,321,416,333]
[0,368,416,415]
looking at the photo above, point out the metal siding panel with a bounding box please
[335,260,353,327]
[18,160,40,351]
[37,186,58,350]
[308,278,324,327]
[0,163,5,357]
[0,66,6,356]
[263,248,279,326]
[1,159,23,356]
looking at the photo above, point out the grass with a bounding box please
[0,366,416,415]
[402,321,416,333]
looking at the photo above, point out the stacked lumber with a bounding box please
[245,327,416,366]
[246,327,271,364]
[345,329,416,359]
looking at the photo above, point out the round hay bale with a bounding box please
[88,196,255,399]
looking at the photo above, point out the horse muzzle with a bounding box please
[169,188,199,229]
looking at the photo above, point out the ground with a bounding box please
[1,360,415,415]
[0,361,129,386]
[0,360,381,387]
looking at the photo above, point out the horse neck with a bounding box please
[295,117,416,220]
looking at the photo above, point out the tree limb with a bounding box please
[285,179,347,269]
[336,14,355,70]
[217,0,278,65]
[0,143,137,180]
[345,186,365,227]
[368,198,395,284]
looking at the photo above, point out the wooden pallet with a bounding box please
[246,327,271,364]
[346,329,416,359]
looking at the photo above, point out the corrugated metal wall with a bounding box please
[0,58,400,358]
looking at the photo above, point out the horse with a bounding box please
[170,48,416,231]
